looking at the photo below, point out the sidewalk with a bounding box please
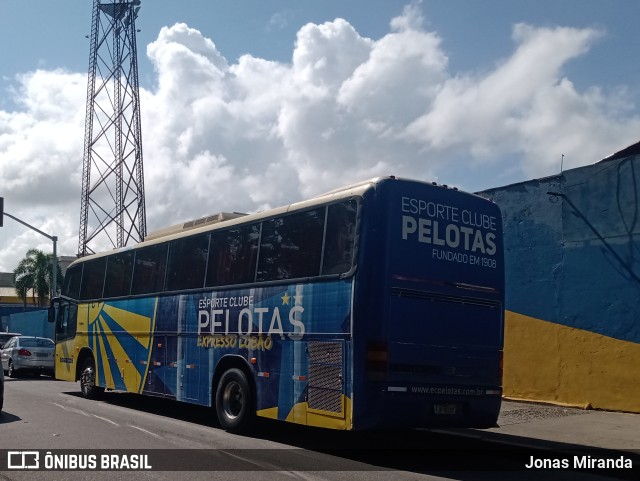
[487,400,640,452]
[437,400,640,454]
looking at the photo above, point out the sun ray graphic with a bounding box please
[87,301,154,393]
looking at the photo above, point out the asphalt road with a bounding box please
[0,375,635,481]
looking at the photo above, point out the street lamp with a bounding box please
[0,197,59,299]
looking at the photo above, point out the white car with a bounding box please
[0,332,21,349]
[1,336,55,378]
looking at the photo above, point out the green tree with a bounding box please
[13,249,63,309]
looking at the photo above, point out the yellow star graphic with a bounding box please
[281,292,290,305]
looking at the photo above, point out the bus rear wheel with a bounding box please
[80,357,104,400]
[215,368,255,433]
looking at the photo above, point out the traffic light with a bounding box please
[0,197,3,227]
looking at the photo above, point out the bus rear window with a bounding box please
[322,200,357,275]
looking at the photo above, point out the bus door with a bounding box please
[52,298,79,382]
[143,334,168,396]
[174,295,202,403]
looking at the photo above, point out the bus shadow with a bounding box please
[249,423,638,480]
[63,390,220,427]
[63,390,638,480]
[250,421,638,475]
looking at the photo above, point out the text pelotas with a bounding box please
[197,294,305,345]
[401,196,498,269]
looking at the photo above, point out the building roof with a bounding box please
[477,139,640,195]
[600,140,640,163]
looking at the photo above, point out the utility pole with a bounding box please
[0,198,58,299]
[79,0,146,257]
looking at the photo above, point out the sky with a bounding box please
[1,0,640,273]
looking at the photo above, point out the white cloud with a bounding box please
[0,69,85,199]
[403,23,640,174]
[0,68,85,273]
[267,10,293,32]
[1,5,640,272]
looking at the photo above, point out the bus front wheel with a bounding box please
[215,368,255,433]
[79,357,105,400]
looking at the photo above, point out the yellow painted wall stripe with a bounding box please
[504,310,640,413]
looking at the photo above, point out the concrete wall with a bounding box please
[479,147,640,412]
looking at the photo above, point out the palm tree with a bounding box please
[13,269,34,309]
[13,249,63,308]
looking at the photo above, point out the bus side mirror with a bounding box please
[48,298,59,323]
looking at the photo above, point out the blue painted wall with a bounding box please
[1,306,44,332]
[478,145,640,411]
[4,309,54,339]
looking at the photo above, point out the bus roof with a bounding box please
[67,176,488,267]
[68,176,389,267]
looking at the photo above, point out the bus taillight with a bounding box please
[366,341,388,381]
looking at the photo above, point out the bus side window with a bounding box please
[131,244,168,295]
[166,234,209,291]
[322,200,357,275]
[63,264,83,299]
[79,258,107,301]
[56,300,78,341]
[257,208,325,281]
[104,250,134,298]
[207,224,260,287]
[57,303,69,335]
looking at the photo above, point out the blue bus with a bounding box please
[50,176,504,431]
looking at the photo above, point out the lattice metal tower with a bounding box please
[79,0,146,257]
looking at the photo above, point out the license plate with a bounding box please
[35,352,49,358]
[434,403,457,415]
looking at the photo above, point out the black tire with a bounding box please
[215,368,255,433]
[79,357,104,400]
[7,360,17,378]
